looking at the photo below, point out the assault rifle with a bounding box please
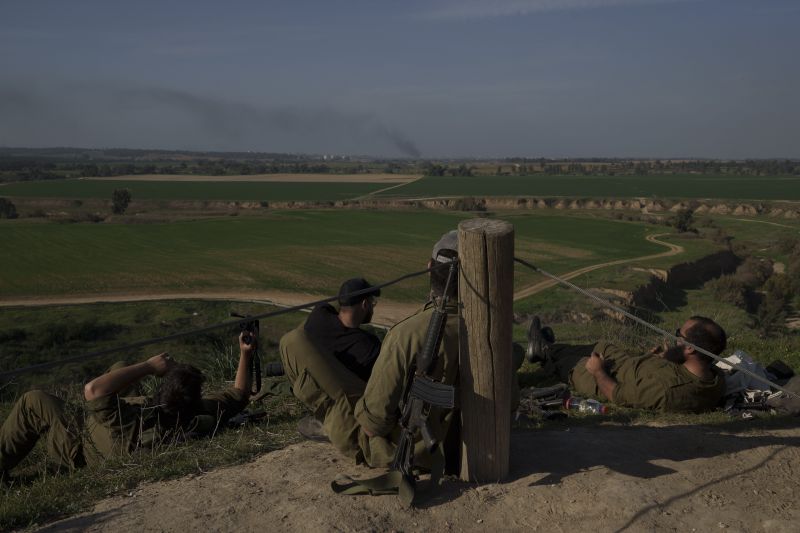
[391,259,459,500]
[231,312,262,394]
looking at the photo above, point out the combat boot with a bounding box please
[525,316,555,363]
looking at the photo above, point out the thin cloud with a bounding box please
[423,0,702,19]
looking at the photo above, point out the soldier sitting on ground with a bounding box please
[526,315,726,412]
[0,332,256,483]
[303,277,383,383]
[280,230,462,467]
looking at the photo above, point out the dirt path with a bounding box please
[1,234,681,319]
[350,174,425,200]
[38,423,800,532]
[0,291,419,328]
[513,233,684,301]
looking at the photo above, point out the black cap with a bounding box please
[338,278,381,306]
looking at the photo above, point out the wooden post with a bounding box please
[458,218,514,482]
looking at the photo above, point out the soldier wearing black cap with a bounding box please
[304,278,382,382]
[279,230,462,466]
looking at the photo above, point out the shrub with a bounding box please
[0,197,18,219]
[734,257,772,288]
[111,188,132,214]
[707,275,750,309]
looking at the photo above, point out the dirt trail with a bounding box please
[513,233,684,301]
[2,234,682,319]
[38,423,800,532]
[351,174,426,200]
[0,291,419,328]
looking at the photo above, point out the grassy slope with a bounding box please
[1,214,797,529]
[375,174,800,201]
[0,210,665,300]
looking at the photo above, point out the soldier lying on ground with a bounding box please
[0,332,255,483]
[526,315,726,412]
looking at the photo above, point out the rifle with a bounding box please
[231,312,262,394]
[391,259,459,498]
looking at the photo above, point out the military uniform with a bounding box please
[544,342,724,412]
[0,367,248,474]
[281,301,459,467]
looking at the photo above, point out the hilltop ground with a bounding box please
[38,421,800,533]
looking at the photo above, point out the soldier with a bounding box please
[526,315,726,412]
[0,332,256,482]
[280,230,461,467]
[303,277,382,383]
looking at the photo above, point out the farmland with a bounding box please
[0,210,676,302]
[3,173,800,203]
[0,179,387,202]
[375,174,800,201]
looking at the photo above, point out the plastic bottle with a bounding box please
[563,396,608,414]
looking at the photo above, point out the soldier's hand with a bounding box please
[239,331,257,358]
[649,344,666,358]
[585,352,606,375]
[147,352,175,377]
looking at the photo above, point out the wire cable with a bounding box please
[0,264,444,380]
[514,257,800,400]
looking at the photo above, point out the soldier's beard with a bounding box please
[663,345,686,364]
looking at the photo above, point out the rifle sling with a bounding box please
[330,441,446,508]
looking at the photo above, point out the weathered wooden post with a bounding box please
[458,218,514,482]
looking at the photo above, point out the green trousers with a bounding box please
[280,326,369,461]
[542,343,601,398]
[281,326,525,467]
[0,390,85,473]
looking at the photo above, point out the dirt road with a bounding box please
[513,233,684,301]
[0,290,420,328]
[38,422,800,532]
[1,233,682,321]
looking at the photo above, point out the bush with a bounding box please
[669,208,695,233]
[0,197,18,219]
[734,257,772,288]
[707,275,750,309]
[111,188,131,214]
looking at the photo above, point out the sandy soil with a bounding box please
[38,423,800,533]
[81,173,420,183]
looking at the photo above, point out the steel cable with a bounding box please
[514,256,800,400]
[0,263,446,380]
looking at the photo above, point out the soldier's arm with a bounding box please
[84,353,173,401]
[585,352,617,401]
[354,332,412,437]
[234,331,257,395]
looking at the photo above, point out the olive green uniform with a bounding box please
[281,301,459,467]
[544,341,724,412]
[0,383,248,473]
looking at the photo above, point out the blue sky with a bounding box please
[1,0,798,158]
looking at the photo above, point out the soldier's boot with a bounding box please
[525,316,555,364]
[297,415,329,443]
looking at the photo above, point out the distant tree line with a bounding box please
[495,159,800,177]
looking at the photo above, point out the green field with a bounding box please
[375,174,800,201]
[4,174,800,202]
[0,210,672,300]
[0,179,385,201]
